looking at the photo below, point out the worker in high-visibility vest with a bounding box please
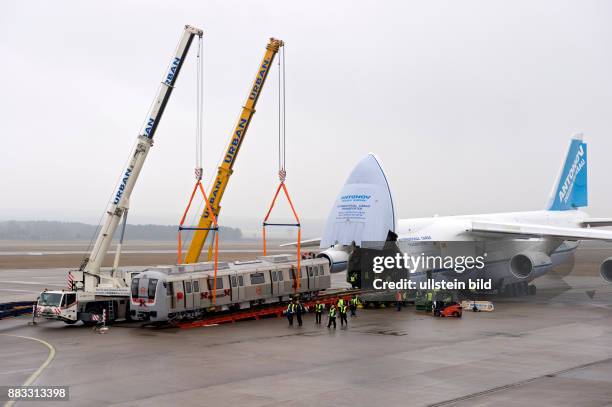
[327,304,337,329]
[350,295,359,317]
[339,303,348,327]
[286,301,295,326]
[349,273,358,289]
[314,300,324,324]
[295,299,305,327]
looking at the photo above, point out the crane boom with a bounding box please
[184,38,284,263]
[83,25,203,287]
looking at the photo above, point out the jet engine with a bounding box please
[509,252,552,279]
[317,248,349,273]
[599,257,612,282]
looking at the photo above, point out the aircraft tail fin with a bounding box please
[546,134,588,211]
[320,154,395,248]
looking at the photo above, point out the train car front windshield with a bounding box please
[131,277,159,301]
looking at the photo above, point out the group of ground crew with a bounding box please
[286,294,360,329]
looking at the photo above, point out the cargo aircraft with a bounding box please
[289,135,612,295]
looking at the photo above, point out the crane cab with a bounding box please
[36,290,79,323]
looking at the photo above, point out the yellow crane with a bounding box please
[184,37,284,263]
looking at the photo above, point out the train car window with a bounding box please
[148,279,158,299]
[208,278,223,290]
[308,267,314,277]
[167,282,174,297]
[231,276,237,287]
[278,271,284,281]
[193,280,199,292]
[290,269,296,280]
[238,275,244,286]
[131,278,140,298]
[185,281,192,294]
[271,271,277,281]
[250,272,265,285]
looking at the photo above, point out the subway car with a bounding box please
[130,255,331,322]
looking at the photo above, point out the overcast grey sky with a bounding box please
[1,1,611,236]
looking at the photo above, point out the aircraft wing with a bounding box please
[469,221,612,242]
[279,238,321,248]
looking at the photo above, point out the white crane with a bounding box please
[36,25,204,324]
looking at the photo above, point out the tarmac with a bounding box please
[1,243,612,406]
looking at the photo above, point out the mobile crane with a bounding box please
[184,38,284,263]
[35,25,204,325]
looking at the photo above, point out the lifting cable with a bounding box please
[262,45,303,291]
[177,35,221,305]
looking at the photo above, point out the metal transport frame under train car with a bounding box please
[129,255,331,323]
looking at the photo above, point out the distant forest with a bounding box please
[0,221,243,241]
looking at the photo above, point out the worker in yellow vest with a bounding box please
[339,303,348,327]
[286,301,295,326]
[327,304,337,329]
[349,273,358,288]
[350,295,359,317]
[314,300,324,324]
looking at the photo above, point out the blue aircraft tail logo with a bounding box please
[548,137,587,211]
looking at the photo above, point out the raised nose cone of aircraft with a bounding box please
[321,153,396,247]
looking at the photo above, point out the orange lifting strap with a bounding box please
[177,180,220,304]
[262,180,302,290]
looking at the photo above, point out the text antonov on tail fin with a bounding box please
[547,135,588,211]
[320,153,395,248]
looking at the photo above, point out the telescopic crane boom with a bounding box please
[184,38,284,263]
[82,25,203,289]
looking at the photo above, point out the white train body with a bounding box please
[129,255,331,322]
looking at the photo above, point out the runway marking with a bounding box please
[0,334,56,407]
[0,281,64,287]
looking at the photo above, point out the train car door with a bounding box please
[207,277,225,304]
[218,276,231,305]
[172,281,185,311]
[249,271,270,298]
[277,268,287,296]
[230,274,240,303]
[192,279,201,309]
[284,267,294,294]
[313,264,323,289]
[306,265,315,290]
[297,266,309,293]
[184,280,194,309]
[271,269,280,296]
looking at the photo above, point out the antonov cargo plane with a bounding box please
[292,135,612,295]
